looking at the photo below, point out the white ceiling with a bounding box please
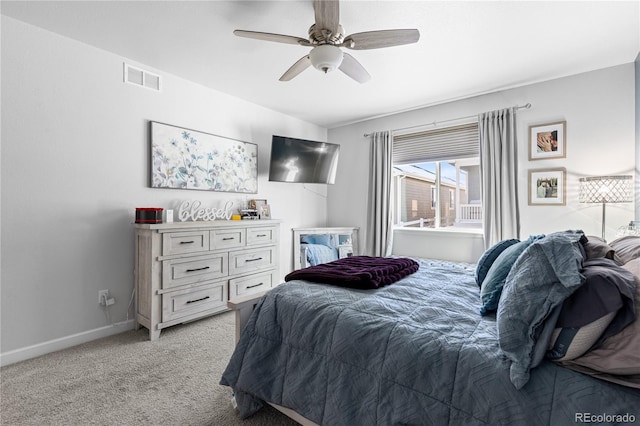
[2,1,639,128]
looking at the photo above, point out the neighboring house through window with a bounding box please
[392,122,482,230]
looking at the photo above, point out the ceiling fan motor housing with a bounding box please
[309,44,344,73]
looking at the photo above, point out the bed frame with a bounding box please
[228,292,318,425]
[292,227,359,270]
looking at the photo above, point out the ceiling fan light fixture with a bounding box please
[309,44,344,73]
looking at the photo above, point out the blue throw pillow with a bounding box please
[313,234,332,247]
[300,235,316,244]
[475,239,520,288]
[480,235,545,315]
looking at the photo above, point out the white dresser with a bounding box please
[134,220,280,340]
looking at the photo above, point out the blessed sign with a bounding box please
[178,200,234,222]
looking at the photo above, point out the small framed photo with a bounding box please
[529,168,566,206]
[529,121,566,160]
[259,204,271,219]
[248,199,267,210]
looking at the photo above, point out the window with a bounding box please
[430,187,436,209]
[392,122,482,230]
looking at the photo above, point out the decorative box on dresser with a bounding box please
[134,220,280,340]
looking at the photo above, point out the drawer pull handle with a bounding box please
[180,240,195,245]
[186,296,210,304]
[186,266,210,272]
[256,234,267,237]
[245,257,263,262]
[222,237,235,241]
[247,282,264,289]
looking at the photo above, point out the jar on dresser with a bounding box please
[134,220,280,340]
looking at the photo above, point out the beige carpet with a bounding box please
[0,312,299,426]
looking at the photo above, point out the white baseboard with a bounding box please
[0,320,136,367]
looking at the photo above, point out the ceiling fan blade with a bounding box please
[280,55,312,81]
[234,30,311,46]
[314,0,340,36]
[342,29,420,50]
[339,53,371,83]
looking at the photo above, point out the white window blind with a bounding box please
[393,122,479,165]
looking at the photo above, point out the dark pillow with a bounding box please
[560,258,640,378]
[582,236,616,261]
[546,257,636,361]
[609,236,640,264]
[475,239,520,288]
[479,235,544,315]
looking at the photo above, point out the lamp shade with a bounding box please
[579,175,632,203]
[309,45,344,73]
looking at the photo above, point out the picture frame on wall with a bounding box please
[150,121,258,193]
[529,121,566,160]
[528,167,566,206]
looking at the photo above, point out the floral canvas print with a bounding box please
[151,122,258,193]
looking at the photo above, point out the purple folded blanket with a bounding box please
[285,256,420,289]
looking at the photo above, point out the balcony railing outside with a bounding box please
[459,204,482,222]
[398,204,482,228]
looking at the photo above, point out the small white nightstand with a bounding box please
[338,245,354,259]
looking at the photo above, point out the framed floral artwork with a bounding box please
[529,121,566,160]
[528,168,566,206]
[150,121,257,193]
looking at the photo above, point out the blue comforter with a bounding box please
[220,258,640,425]
[303,243,338,266]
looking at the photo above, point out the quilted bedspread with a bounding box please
[220,258,640,425]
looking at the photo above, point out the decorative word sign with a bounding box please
[178,200,234,222]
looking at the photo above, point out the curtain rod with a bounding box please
[363,103,531,138]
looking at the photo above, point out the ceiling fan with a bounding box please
[234,0,420,83]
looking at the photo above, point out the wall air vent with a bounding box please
[123,63,161,92]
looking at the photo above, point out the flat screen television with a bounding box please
[268,135,340,184]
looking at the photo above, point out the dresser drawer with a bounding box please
[162,281,227,322]
[211,228,245,250]
[163,231,210,256]
[246,226,278,246]
[229,247,276,275]
[229,271,276,298]
[162,253,228,289]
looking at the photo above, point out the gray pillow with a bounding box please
[474,238,519,288]
[479,235,544,315]
[609,236,640,264]
[497,230,586,389]
[582,236,617,262]
[547,257,636,361]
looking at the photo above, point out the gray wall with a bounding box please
[636,52,640,219]
[328,64,636,262]
[0,17,329,362]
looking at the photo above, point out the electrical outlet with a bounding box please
[98,290,109,305]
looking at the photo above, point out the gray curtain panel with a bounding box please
[367,131,394,256]
[479,107,520,248]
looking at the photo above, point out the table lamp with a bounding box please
[579,175,632,240]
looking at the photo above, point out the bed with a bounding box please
[221,230,640,425]
[293,227,359,270]
[300,239,338,267]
